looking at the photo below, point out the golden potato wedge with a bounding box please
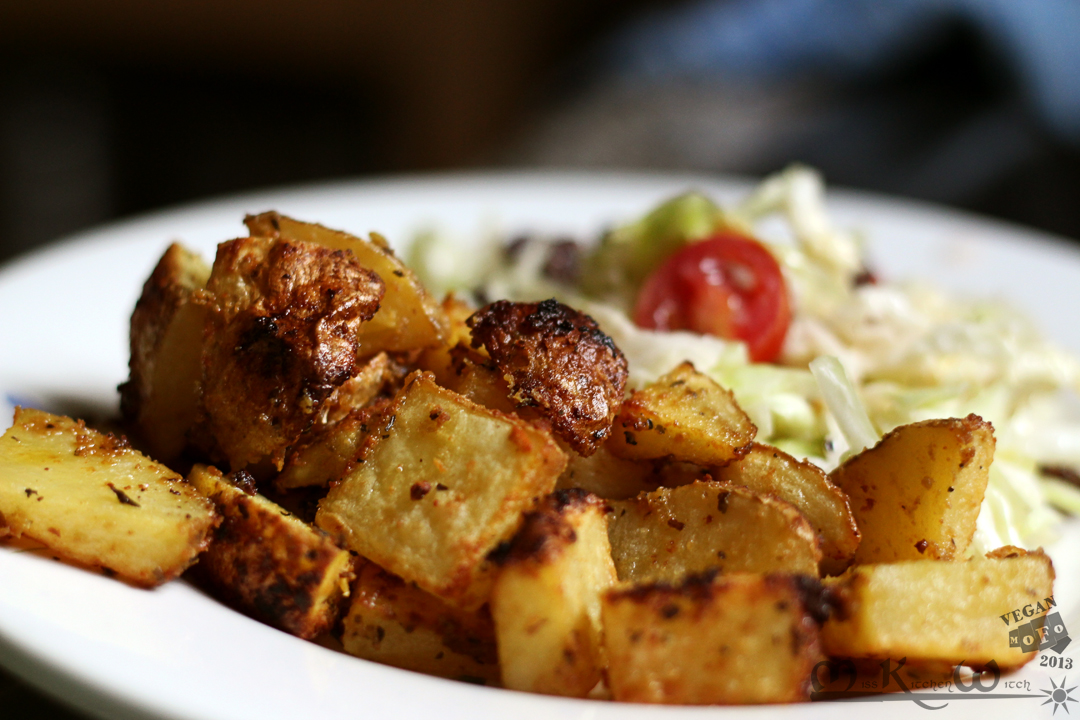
[822,551,1055,670]
[199,235,385,470]
[467,299,629,456]
[340,558,499,684]
[607,362,756,466]
[0,407,217,587]
[712,442,860,575]
[245,211,446,354]
[829,414,993,563]
[120,242,210,466]
[187,464,353,638]
[489,489,617,697]
[607,480,822,582]
[316,372,566,610]
[603,571,826,704]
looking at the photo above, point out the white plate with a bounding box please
[0,171,1078,720]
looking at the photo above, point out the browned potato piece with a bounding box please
[440,345,516,414]
[822,551,1055,670]
[556,445,662,500]
[120,242,210,465]
[712,443,860,575]
[316,351,403,427]
[416,293,479,387]
[829,414,993,563]
[187,465,353,638]
[607,362,756,466]
[245,211,446,354]
[275,401,388,492]
[200,235,385,470]
[467,299,628,456]
[489,489,617,697]
[316,372,566,610]
[0,407,217,587]
[607,481,822,582]
[340,558,499,684]
[603,571,826,704]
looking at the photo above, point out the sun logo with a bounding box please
[1042,677,1079,715]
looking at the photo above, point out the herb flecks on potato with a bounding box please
[187,464,353,639]
[489,489,617,697]
[0,407,217,587]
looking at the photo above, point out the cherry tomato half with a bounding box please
[632,232,791,363]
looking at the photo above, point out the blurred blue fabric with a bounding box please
[604,0,1080,145]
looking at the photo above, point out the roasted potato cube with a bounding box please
[316,351,403,427]
[468,299,628,455]
[416,293,479,387]
[245,211,446,354]
[340,558,499,684]
[120,242,210,465]
[200,235,384,470]
[316,372,566,610]
[608,480,822,582]
[0,407,217,587]
[712,442,860,575]
[607,362,755,466]
[187,464,353,638]
[556,445,662,500]
[603,571,826,704]
[829,414,993,563]
[275,401,388,492]
[440,345,516,414]
[490,489,617,697]
[822,551,1055,670]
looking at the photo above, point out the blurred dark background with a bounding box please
[1,0,1079,267]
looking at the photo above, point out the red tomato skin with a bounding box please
[632,233,791,363]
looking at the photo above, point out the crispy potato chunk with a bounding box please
[607,362,756,466]
[316,351,404,427]
[316,372,566,610]
[712,443,860,575]
[603,571,826,704]
[822,551,1055,670]
[200,236,385,470]
[275,401,388,492]
[556,444,662,500]
[608,481,822,582]
[120,242,210,465]
[340,558,499,684]
[416,294,479,387]
[0,407,217,587]
[440,345,516,414]
[187,465,353,639]
[829,414,993,563]
[467,299,628,456]
[490,489,617,697]
[245,211,446,354]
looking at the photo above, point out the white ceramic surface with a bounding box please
[0,171,1077,720]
